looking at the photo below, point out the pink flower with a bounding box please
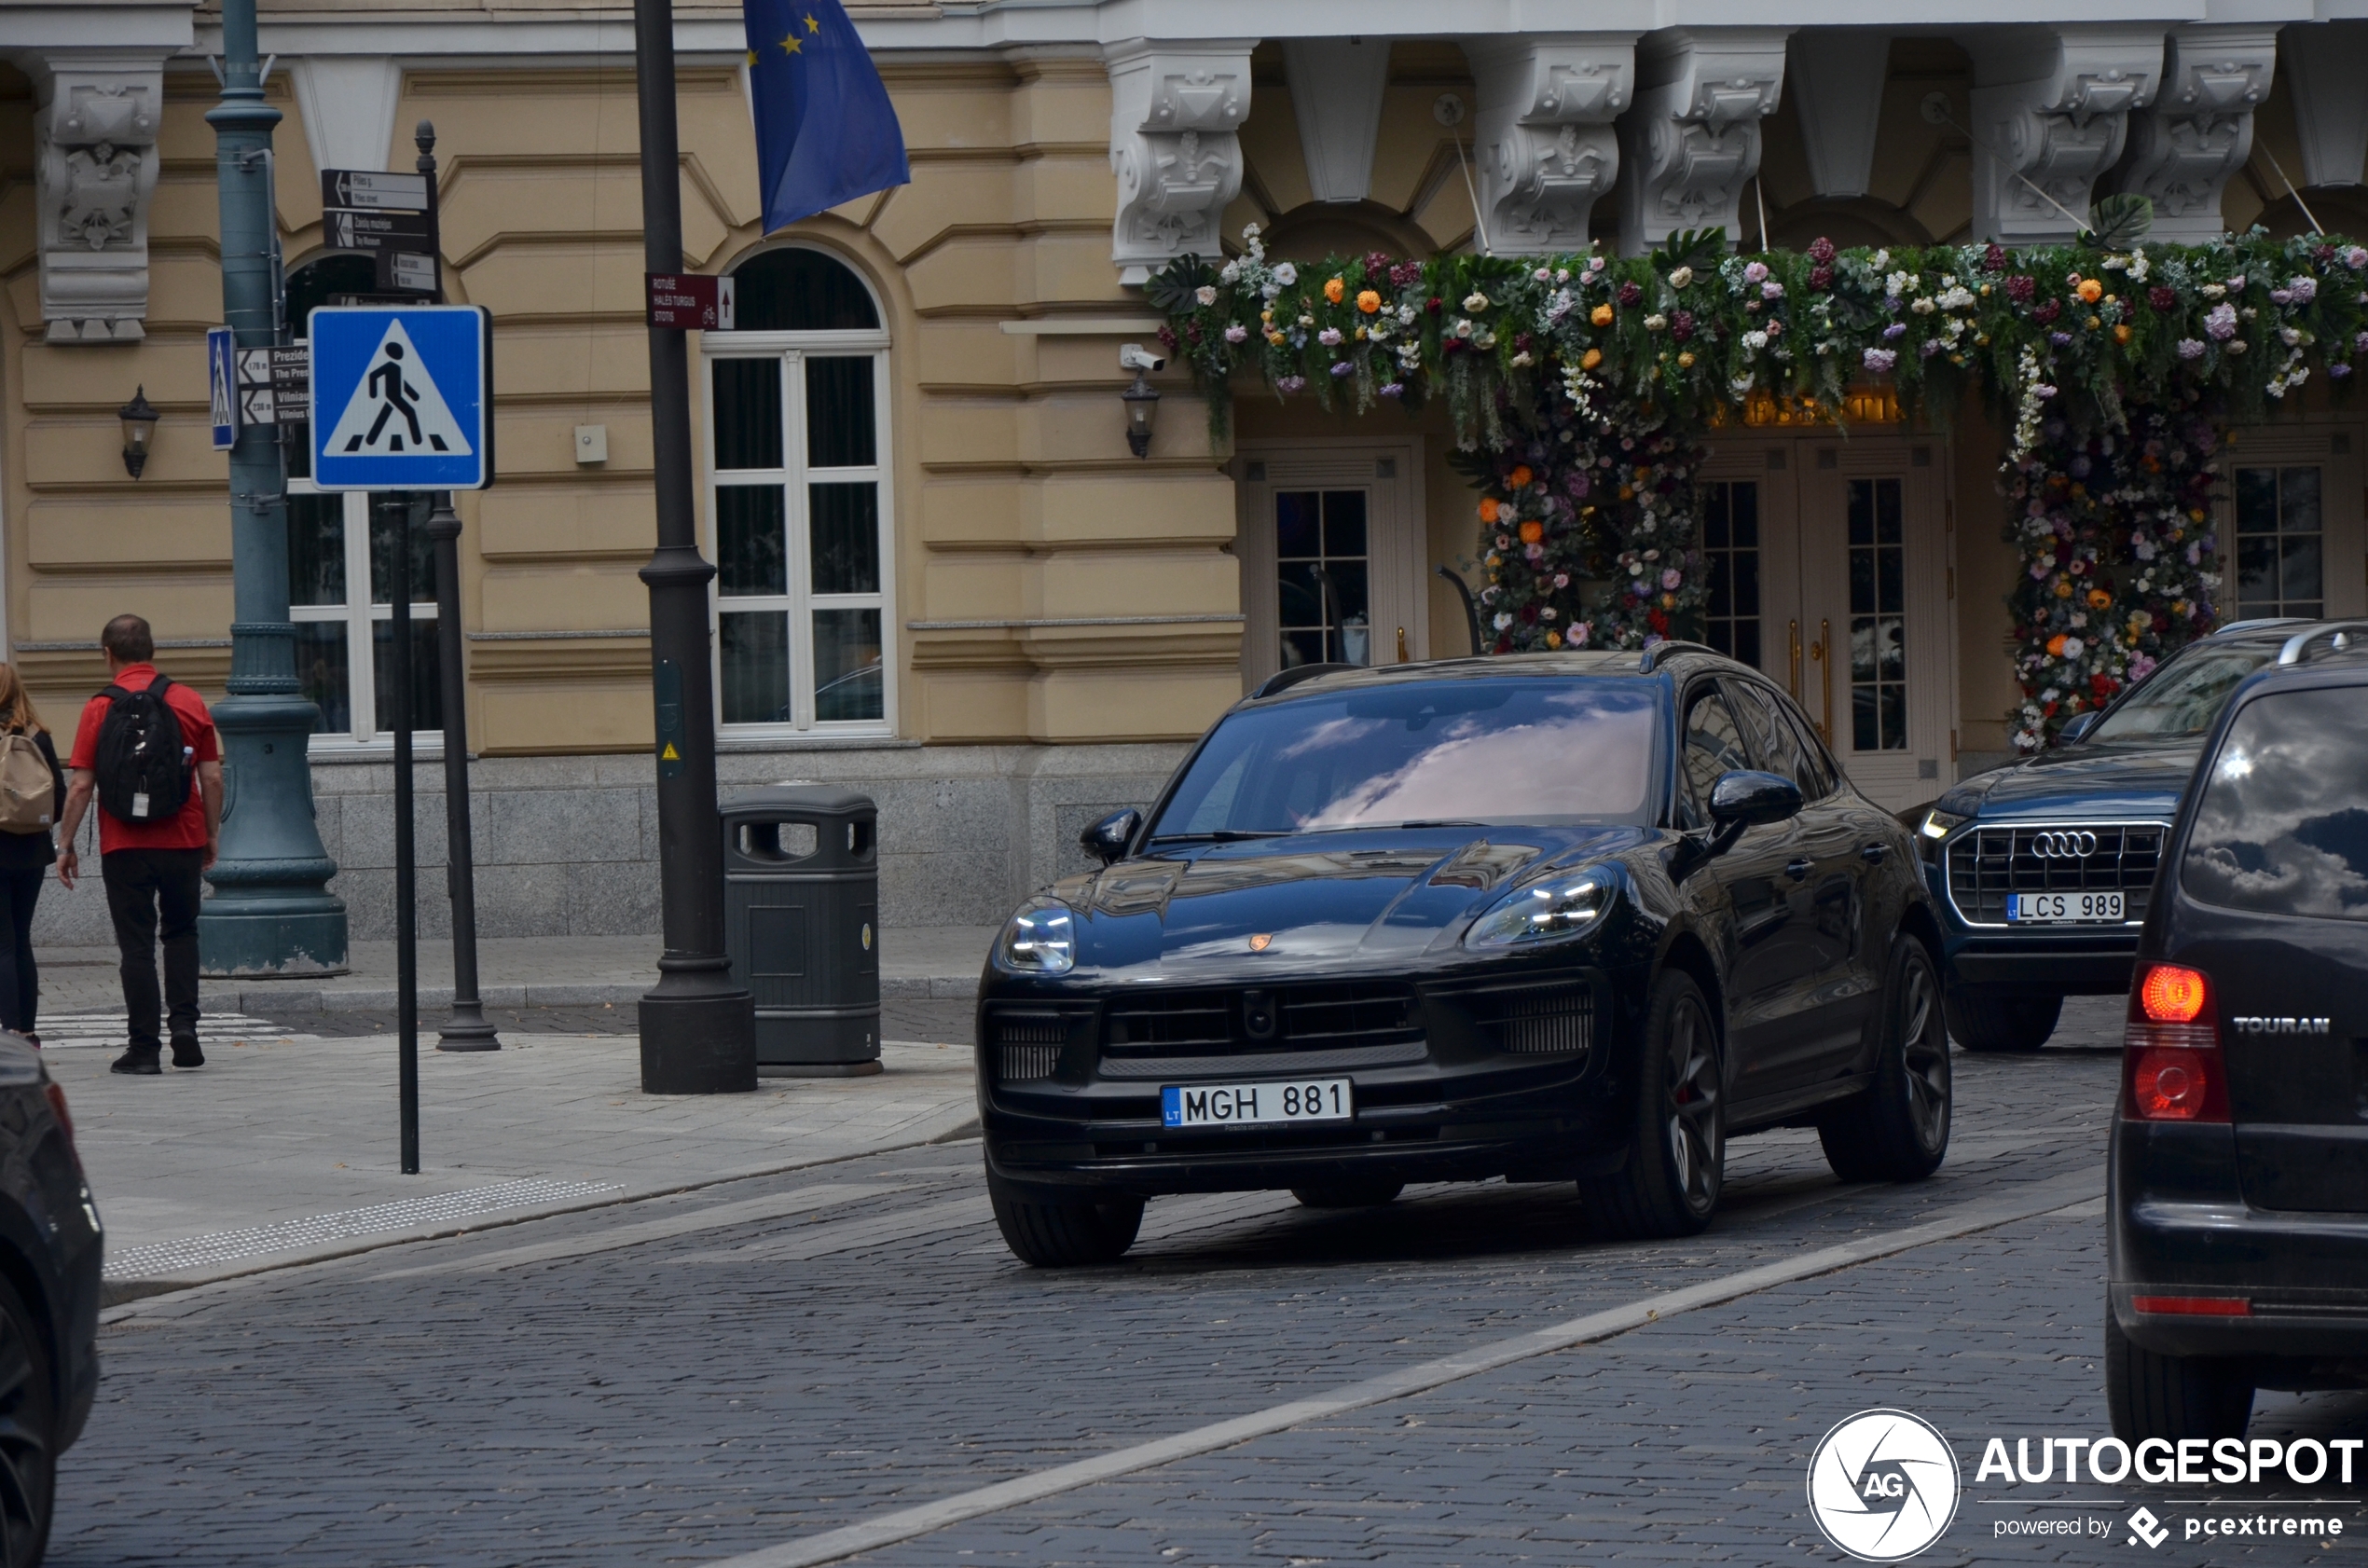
[1551,572,1570,588]
[1660,569,1682,590]
[1863,347,1897,374]
[1223,324,1248,343]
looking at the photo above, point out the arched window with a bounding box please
[704,246,892,732]
[278,254,440,749]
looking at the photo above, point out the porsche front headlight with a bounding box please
[1464,867,1617,950]
[995,897,1077,974]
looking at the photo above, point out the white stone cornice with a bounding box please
[1616,27,1790,257]
[1464,34,1637,256]
[1281,37,1392,205]
[1106,38,1253,285]
[1965,24,2166,244]
[2279,20,2368,190]
[2108,24,2275,241]
[23,49,169,344]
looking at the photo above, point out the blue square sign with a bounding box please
[308,305,493,491]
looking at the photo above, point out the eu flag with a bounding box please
[743,0,909,233]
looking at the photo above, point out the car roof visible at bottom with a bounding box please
[1240,651,1674,706]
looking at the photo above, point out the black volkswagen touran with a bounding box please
[2108,626,2368,1440]
[976,647,1949,1266]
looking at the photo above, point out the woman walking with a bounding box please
[0,667,63,1046]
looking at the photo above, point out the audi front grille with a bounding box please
[1944,822,2168,926]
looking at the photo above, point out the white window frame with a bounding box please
[700,319,896,737]
[285,478,443,752]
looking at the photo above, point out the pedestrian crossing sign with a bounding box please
[308,305,494,490]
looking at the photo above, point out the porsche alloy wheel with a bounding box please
[1582,970,1723,1239]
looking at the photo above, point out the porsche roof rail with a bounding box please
[2276,621,2368,666]
[1637,640,1721,672]
[1250,662,1357,698]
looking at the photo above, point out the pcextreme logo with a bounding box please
[1807,1409,1964,1562]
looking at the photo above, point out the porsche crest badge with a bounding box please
[1247,933,1273,953]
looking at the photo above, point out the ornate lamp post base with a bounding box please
[199,685,349,976]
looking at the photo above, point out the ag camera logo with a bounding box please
[1808,1409,1962,1561]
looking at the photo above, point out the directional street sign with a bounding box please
[208,326,238,449]
[309,305,494,491]
[321,169,430,212]
[235,346,311,426]
[324,207,433,254]
[647,273,735,331]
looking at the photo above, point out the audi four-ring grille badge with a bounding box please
[2029,830,2100,859]
[1945,822,2167,926]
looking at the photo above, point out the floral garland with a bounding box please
[2004,404,2223,750]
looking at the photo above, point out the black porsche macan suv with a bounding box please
[2108,626,2368,1442]
[1912,618,2358,1054]
[975,646,1951,1266]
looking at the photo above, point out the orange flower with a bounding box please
[1324,276,1345,304]
[1581,348,1603,370]
[1618,486,1635,502]
[2047,633,2068,656]
[2113,323,2132,345]
[1545,630,1563,649]
[2054,579,2074,598]
[1356,289,1381,313]
[1519,520,1544,544]
[1479,498,1500,524]
[1590,304,1615,327]
[2087,587,2113,611]
[1508,465,1534,488]
[2076,278,2103,304]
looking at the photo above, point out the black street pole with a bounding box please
[387,493,421,1172]
[412,121,497,1053]
[632,0,756,1093]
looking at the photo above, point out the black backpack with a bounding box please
[94,675,189,825]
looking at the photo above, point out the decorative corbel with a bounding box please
[1107,40,1255,286]
[31,52,167,344]
[1616,29,1791,257]
[1463,36,1637,256]
[2109,27,2276,242]
[1965,25,2165,245]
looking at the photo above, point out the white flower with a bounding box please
[1463,292,1492,312]
[2061,638,2085,659]
[1669,266,1694,289]
[1218,261,1241,284]
[1494,612,1514,630]
[1194,284,1218,307]
[1742,330,1769,351]
[1273,262,1298,286]
[1644,313,1669,332]
[1910,296,1937,315]
[1398,304,1417,324]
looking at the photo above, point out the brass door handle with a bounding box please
[1788,619,1802,702]
[1807,617,1834,745]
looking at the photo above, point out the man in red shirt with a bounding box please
[56,615,224,1075]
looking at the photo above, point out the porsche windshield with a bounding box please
[1150,679,1661,837]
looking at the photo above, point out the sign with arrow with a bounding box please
[308,306,493,490]
[321,169,430,212]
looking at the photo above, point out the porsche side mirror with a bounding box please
[1709,770,1804,831]
[2056,710,2101,747]
[1080,808,1141,866]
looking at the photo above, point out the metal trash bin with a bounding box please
[721,785,882,1078]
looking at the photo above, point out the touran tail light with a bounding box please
[2124,962,2230,1122]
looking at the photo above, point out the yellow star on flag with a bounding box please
[779,31,802,52]
[745,48,758,64]
[804,12,820,29]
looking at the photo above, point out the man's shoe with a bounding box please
[21,1035,37,1051]
[110,1049,162,1076]
[170,1038,204,1069]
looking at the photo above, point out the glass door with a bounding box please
[1695,436,1955,810]
[1234,445,1425,688]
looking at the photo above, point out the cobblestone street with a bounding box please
[50,1005,2365,1566]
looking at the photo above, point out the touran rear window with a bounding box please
[2182,686,2368,921]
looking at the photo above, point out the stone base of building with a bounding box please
[30,741,1189,948]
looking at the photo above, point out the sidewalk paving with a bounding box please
[33,924,996,1015]
[57,1018,982,1302]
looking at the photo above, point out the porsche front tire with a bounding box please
[987,1173,1145,1267]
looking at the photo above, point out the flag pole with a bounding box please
[631,0,757,1093]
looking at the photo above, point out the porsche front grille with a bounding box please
[1460,982,1593,1056]
[992,1012,1067,1082]
[1101,983,1421,1059]
[1945,822,2168,926]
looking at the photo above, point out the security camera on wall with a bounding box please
[1119,344,1165,373]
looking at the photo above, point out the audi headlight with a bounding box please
[1465,867,1617,950]
[995,897,1077,974]
[1918,807,1968,842]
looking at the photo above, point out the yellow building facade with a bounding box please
[4,6,2367,940]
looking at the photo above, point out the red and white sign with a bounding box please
[646,273,736,331]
